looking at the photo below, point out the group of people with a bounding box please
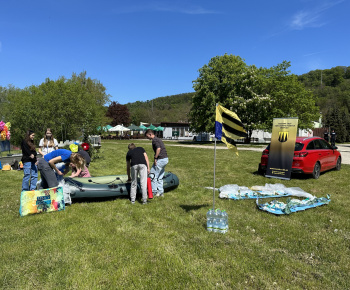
[126,129,169,204]
[323,129,337,147]
[21,128,90,192]
[21,128,169,205]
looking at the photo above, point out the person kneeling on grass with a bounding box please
[70,161,91,178]
[37,149,86,189]
[126,143,150,205]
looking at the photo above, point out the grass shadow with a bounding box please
[180,204,209,212]
[71,195,130,204]
[254,170,329,180]
[176,141,214,145]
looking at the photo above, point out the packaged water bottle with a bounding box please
[221,210,228,233]
[218,210,225,234]
[212,209,218,232]
[206,209,214,232]
[213,209,221,233]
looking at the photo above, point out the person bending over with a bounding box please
[37,149,85,188]
[126,143,150,204]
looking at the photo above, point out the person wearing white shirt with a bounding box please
[38,128,58,156]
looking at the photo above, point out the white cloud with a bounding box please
[112,2,218,15]
[290,10,325,30]
[289,0,344,30]
[303,51,325,57]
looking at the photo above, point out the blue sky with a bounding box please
[0,0,349,104]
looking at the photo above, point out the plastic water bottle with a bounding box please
[206,209,214,232]
[221,210,228,233]
[213,209,221,233]
[218,210,225,234]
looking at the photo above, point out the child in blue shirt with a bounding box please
[38,149,85,188]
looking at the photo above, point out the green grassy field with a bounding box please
[1,140,349,289]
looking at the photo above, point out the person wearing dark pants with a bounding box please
[330,129,336,147]
[38,149,85,189]
[323,131,329,142]
[126,143,150,204]
[37,158,61,189]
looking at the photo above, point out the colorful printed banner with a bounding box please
[19,187,65,217]
[265,118,298,180]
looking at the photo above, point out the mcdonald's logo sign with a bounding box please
[278,132,289,142]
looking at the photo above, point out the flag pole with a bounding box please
[212,103,247,211]
[212,103,219,211]
[212,137,217,211]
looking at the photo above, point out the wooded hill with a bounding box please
[298,66,350,142]
[126,92,194,125]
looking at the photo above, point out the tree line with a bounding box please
[2,60,349,146]
[121,63,350,144]
[1,72,110,145]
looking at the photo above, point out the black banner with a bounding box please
[266,118,298,180]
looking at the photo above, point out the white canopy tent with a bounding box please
[108,125,130,133]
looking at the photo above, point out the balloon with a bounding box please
[69,144,78,153]
[82,143,90,151]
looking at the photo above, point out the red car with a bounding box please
[258,136,342,179]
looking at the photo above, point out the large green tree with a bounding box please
[190,54,319,138]
[324,106,350,142]
[2,72,110,145]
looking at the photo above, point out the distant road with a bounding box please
[336,144,350,165]
[165,143,350,165]
[112,141,350,165]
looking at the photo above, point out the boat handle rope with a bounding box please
[66,178,85,192]
[87,177,121,185]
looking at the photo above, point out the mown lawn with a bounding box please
[1,140,349,289]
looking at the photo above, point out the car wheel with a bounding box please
[312,162,321,179]
[335,157,341,171]
[258,164,264,175]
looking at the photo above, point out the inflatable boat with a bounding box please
[64,172,179,199]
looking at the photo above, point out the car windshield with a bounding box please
[266,142,304,151]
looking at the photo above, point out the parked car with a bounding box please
[258,137,341,179]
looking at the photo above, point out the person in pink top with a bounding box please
[69,162,91,178]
